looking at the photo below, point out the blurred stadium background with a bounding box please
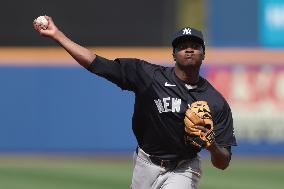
[1,0,284,188]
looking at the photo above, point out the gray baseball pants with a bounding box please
[130,147,202,189]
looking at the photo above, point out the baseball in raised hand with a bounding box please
[33,15,59,38]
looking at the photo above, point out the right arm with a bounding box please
[33,16,96,68]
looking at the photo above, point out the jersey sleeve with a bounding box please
[87,55,157,92]
[213,101,237,147]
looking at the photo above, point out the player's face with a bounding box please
[173,40,205,68]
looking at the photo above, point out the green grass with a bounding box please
[0,156,132,189]
[199,158,284,189]
[0,156,283,189]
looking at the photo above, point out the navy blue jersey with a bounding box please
[88,55,237,159]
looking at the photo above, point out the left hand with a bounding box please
[193,125,215,148]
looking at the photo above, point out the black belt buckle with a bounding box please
[160,159,174,169]
[149,156,178,170]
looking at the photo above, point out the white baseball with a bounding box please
[34,16,48,29]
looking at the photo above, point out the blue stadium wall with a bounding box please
[0,66,136,153]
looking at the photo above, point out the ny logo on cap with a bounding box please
[182,28,191,35]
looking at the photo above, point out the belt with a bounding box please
[135,147,189,170]
[148,156,180,170]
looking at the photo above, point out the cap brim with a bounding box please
[172,35,204,48]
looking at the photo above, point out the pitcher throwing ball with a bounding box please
[33,16,237,189]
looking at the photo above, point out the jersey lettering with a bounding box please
[163,97,171,112]
[154,97,181,113]
[154,99,165,113]
[172,98,181,112]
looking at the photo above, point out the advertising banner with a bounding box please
[206,64,284,144]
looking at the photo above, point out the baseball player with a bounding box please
[33,16,237,189]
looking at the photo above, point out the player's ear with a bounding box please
[172,52,176,61]
[201,47,205,60]
[172,48,176,61]
[202,51,205,60]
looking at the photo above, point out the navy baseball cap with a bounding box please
[172,27,205,51]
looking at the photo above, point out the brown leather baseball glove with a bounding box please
[184,101,215,148]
